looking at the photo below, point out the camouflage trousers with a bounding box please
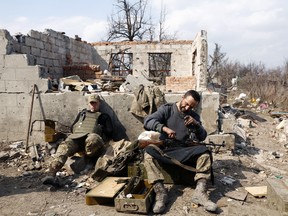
[48,133,104,175]
[143,152,211,184]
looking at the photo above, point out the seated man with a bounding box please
[142,90,217,214]
[42,94,113,184]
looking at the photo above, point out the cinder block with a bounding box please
[0,93,17,107]
[0,54,4,66]
[28,30,41,40]
[200,91,219,135]
[205,133,235,150]
[4,54,34,67]
[267,177,288,214]
[15,67,40,80]
[1,68,16,80]
[221,118,237,133]
[0,80,5,92]
[5,80,28,92]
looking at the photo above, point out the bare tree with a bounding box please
[107,0,153,41]
[158,0,177,41]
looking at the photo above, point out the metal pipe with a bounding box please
[25,84,37,153]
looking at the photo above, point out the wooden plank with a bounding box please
[86,177,129,198]
[245,186,267,197]
[225,190,248,201]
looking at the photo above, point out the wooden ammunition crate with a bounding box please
[85,177,129,205]
[114,179,155,214]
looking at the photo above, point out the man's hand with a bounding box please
[184,115,200,126]
[162,126,176,139]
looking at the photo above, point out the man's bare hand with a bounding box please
[184,115,200,126]
[162,126,176,139]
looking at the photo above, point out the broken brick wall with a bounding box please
[166,76,196,92]
[63,64,102,81]
[92,30,208,92]
[11,29,100,80]
[0,28,102,143]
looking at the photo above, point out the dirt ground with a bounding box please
[1,93,288,216]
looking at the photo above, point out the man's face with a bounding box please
[89,100,100,112]
[179,95,199,113]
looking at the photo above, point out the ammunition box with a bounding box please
[85,177,129,205]
[45,120,58,142]
[114,179,155,214]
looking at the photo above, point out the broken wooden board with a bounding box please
[225,190,248,201]
[245,186,267,197]
[86,177,130,205]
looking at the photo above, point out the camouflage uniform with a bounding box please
[48,109,112,176]
[144,151,211,185]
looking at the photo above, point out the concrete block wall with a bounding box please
[92,40,194,77]
[0,28,216,149]
[10,29,98,79]
[92,30,208,92]
[0,90,219,149]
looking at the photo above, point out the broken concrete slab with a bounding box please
[267,177,288,213]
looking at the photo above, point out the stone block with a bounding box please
[267,177,288,214]
[31,47,41,56]
[0,54,4,66]
[5,80,28,92]
[0,80,5,92]
[15,67,40,80]
[24,36,36,47]
[200,91,219,135]
[221,118,237,133]
[28,30,41,40]
[0,93,17,107]
[21,45,31,54]
[4,54,34,67]
[1,68,16,80]
[205,134,235,151]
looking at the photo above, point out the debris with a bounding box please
[245,186,267,197]
[220,176,237,185]
[225,190,248,202]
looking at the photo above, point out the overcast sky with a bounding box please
[0,0,287,68]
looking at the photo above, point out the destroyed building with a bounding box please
[0,28,219,147]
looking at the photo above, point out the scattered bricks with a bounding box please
[221,118,237,133]
[267,177,288,214]
[205,134,235,151]
[166,76,196,92]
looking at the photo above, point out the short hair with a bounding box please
[184,90,201,102]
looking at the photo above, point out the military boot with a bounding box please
[191,179,217,212]
[153,181,168,214]
[41,161,61,186]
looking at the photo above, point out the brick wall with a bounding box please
[11,29,98,79]
[63,64,102,80]
[166,76,196,92]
